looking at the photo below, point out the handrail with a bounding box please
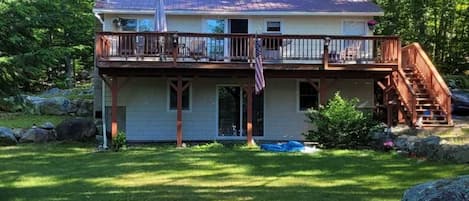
[95,32,401,67]
[393,70,417,124]
[401,43,452,124]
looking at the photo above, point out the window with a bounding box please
[299,81,319,111]
[118,18,154,32]
[265,19,281,33]
[138,19,153,32]
[121,19,137,31]
[169,81,191,110]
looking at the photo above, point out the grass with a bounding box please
[0,114,68,128]
[0,143,468,201]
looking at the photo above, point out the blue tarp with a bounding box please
[260,141,305,152]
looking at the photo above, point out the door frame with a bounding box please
[215,84,265,140]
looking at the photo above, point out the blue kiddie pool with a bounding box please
[260,141,305,152]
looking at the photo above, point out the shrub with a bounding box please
[303,92,383,149]
[112,131,126,151]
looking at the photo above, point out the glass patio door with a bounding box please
[217,86,264,137]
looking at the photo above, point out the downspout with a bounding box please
[95,11,106,148]
[94,12,104,25]
[102,80,108,149]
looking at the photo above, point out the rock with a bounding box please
[56,118,97,141]
[39,122,55,130]
[12,128,27,140]
[38,97,71,115]
[402,175,469,201]
[394,135,419,151]
[19,128,56,143]
[0,127,18,145]
[76,100,93,117]
[448,145,469,164]
[414,136,441,158]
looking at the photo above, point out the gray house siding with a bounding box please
[104,78,374,142]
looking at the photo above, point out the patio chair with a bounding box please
[187,40,207,61]
[340,40,362,62]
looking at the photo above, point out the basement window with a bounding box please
[298,81,319,111]
[169,80,191,111]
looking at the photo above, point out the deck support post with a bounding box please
[111,76,118,139]
[176,76,183,147]
[245,85,254,146]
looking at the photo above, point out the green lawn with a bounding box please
[0,114,68,128]
[0,143,468,201]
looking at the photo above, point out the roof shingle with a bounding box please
[95,0,382,13]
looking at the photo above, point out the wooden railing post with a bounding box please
[322,37,330,70]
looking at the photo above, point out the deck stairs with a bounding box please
[394,43,453,127]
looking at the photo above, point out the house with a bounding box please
[93,0,452,146]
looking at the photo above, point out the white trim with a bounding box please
[296,79,320,113]
[166,79,192,112]
[263,18,283,33]
[93,9,384,16]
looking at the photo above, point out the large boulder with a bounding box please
[0,127,18,145]
[414,136,441,158]
[19,128,56,143]
[394,135,419,152]
[38,97,71,115]
[402,175,469,201]
[76,99,93,117]
[12,128,27,140]
[56,118,97,141]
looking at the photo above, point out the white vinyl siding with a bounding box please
[104,78,374,142]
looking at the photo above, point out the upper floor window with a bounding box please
[298,81,319,111]
[265,19,281,33]
[118,18,153,32]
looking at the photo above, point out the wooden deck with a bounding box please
[96,32,400,71]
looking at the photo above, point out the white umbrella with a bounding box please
[155,0,167,32]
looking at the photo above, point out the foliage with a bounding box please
[303,92,383,149]
[112,131,127,151]
[1,144,468,201]
[374,0,469,75]
[445,75,469,89]
[0,114,68,128]
[0,0,94,96]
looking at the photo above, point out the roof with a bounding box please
[94,0,383,16]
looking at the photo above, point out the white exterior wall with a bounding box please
[104,78,374,142]
[102,14,373,35]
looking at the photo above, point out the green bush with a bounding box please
[303,92,383,149]
[445,75,469,89]
[112,131,126,152]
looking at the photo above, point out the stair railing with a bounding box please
[402,43,452,124]
[392,70,417,125]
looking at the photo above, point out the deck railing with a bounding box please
[96,32,400,67]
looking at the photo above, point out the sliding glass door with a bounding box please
[217,86,263,137]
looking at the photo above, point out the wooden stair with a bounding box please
[394,43,453,127]
[402,66,450,126]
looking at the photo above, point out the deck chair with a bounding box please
[187,40,207,61]
[340,40,362,62]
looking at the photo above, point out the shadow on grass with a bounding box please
[0,143,468,201]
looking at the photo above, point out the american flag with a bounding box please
[255,38,265,94]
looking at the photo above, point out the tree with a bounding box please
[0,0,94,96]
[374,0,469,74]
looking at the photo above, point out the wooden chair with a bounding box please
[187,40,207,61]
[340,41,362,62]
